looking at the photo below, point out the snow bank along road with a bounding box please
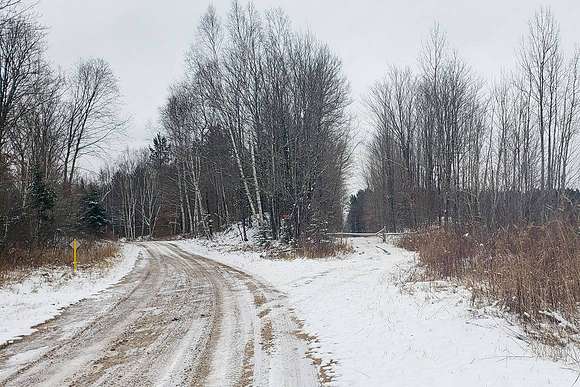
[0,242,319,386]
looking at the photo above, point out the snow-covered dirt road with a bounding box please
[2,236,577,386]
[175,235,580,387]
[0,242,319,387]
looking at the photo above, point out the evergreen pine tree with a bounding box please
[80,186,109,236]
[30,169,56,242]
[256,216,272,246]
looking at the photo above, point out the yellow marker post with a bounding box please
[71,239,78,273]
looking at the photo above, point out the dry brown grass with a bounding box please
[297,239,354,259]
[0,241,119,284]
[276,239,354,260]
[399,221,580,337]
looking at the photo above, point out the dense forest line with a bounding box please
[1,1,579,258]
[349,10,580,233]
[0,1,352,252]
[99,3,352,245]
[0,0,125,249]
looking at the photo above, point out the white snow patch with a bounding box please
[0,244,140,346]
[176,234,579,387]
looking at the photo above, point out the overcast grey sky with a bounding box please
[34,0,580,183]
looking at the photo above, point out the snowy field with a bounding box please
[176,233,579,387]
[0,244,140,347]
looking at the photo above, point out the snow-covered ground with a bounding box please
[0,244,140,347]
[1,233,576,386]
[177,233,579,387]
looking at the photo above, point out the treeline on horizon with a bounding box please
[0,1,579,255]
[99,3,352,244]
[348,10,580,233]
[0,0,125,250]
[0,0,353,249]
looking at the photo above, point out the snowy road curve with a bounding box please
[0,242,319,386]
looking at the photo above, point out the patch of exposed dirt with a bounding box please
[236,339,255,387]
[260,319,274,354]
[254,293,267,307]
[291,315,338,386]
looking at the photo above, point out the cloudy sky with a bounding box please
[34,0,580,183]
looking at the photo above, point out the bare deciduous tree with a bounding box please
[62,58,124,189]
[360,10,579,233]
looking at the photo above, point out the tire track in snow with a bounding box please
[0,242,322,386]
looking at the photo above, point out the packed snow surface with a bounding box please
[0,244,139,347]
[176,233,578,387]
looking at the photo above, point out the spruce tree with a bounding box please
[30,170,55,242]
[80,187,109,236]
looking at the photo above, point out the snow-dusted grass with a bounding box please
[0,242,120,284]
[0,244,140,347]
[399,223,580,335]
[177,232,579,386]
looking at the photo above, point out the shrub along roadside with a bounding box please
[399,221,580,343]
[0,242,119,284]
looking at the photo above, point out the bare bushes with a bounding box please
[274,239,353,260]
[486,223,579,324]
[398,227,482,278]
[297,239,354,259]
[0,241,119,283]
[399,221,580,329]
